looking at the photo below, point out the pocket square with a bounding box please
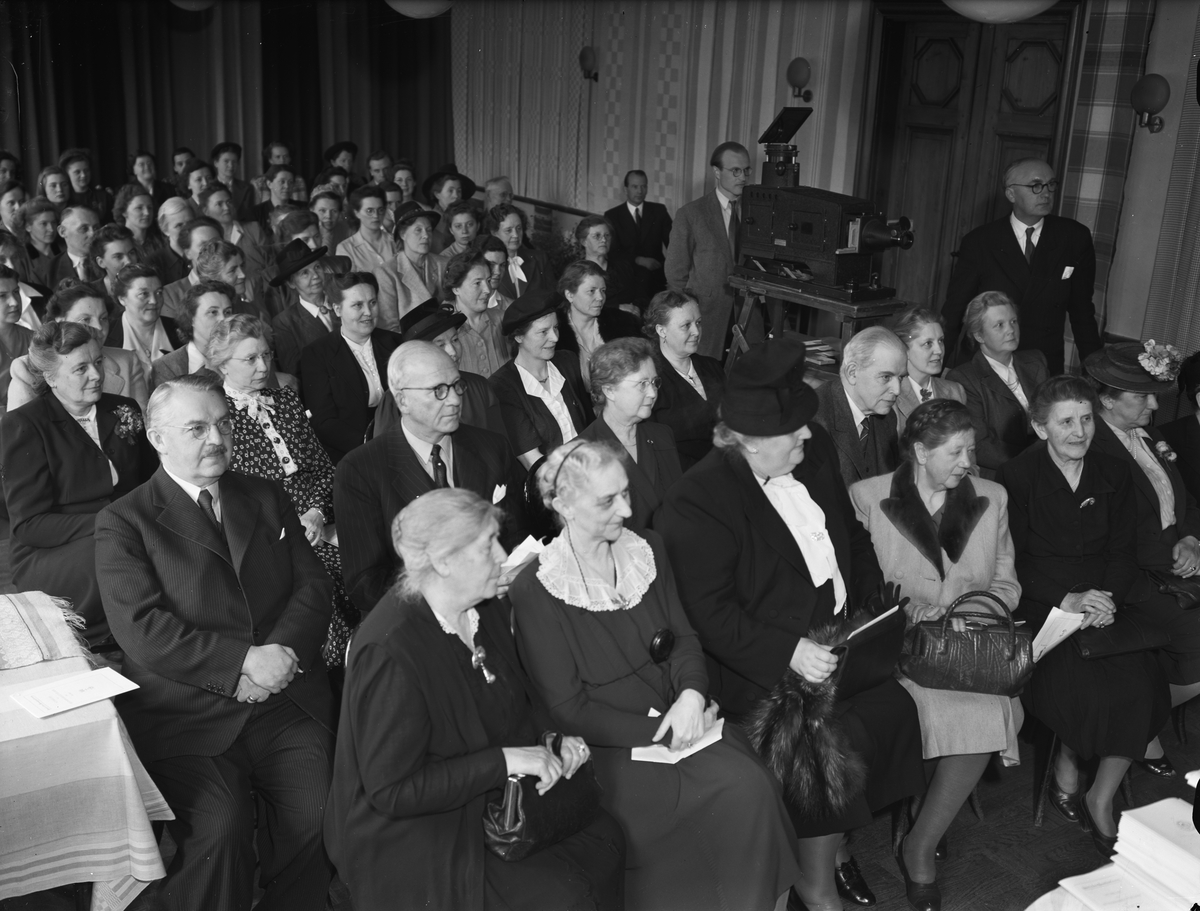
[492,484,507,504]
[1062,266,1074,279]
[279,527,287,540]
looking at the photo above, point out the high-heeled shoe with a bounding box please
[897,836,942,911]
[1137,755,1177,778]
[1047,779,1083,824]
[1078,794,1117,858]
[833,856,876,906]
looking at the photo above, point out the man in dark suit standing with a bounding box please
[334,341,527,613]
[604,169,673,299]
[665,141,750,360]
[812,326,905,487]
[95,374,335,911]
[942,158,1102,375]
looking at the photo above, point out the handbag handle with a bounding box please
[939,590,1018,660]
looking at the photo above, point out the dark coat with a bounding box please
[33,251,81,291]
[656,423,884,718]
[1160,415,1200,506]
[946,349,1048,476]
[272,302,337,377]
[555,307,644,358]
[489,353,593,457]
[95,468,334,761]
[1,392,156,644]
[144,246,189,287]
[812,376,899,487]
[104,312,182,352]
[604,200,672,270]
[942,214,1102,374]
[496,248,555,300]
[1089,418,1200,575]
[664,191,736,360]
[334,422,527,613]
[577,417,682,532]
[298,328,402,464]
[371,371,508,443]
[220,177,258,224]
[650,352,725,471]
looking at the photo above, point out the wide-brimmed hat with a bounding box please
[400,300,466,344]
[270,239,329,287]
[1084,342,1175,395]
[323,141,358,164]
[393,201,441,233]
[722,337,818,436]
[502,290,561,336]
[422,164,477,206]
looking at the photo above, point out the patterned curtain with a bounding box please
[1141,7,1200,348]
[1057,0,1156,348]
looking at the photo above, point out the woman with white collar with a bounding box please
[892,307,966,437]
[109,263,179,377]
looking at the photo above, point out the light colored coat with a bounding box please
[664,190,735,360]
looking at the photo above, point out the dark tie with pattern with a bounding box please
[634,206,641,228]
[198,488,224,539]
[728,200,740,259]
[859,417,871,453]
[430,443,448,489]
[1024,226,1036,264]
[920,386,932,402]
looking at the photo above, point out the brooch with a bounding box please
[113,405,144,441]
[1155,440,1178,463]
[472,646,497,684]
[1079,497,1096,509]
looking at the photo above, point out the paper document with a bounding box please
[632,718,724,765]
[1058,865,1164,911]
[1032,607,1085,661]
[846,605,900,641]
[10,667,138,718]
[502,535,546,570]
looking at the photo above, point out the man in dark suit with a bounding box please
[95,375,334,911]
[334,341,527,613]
[605,169,673,299]
[942,158,1102,374]
[34,205,98,290]
[813,326,905,487]
[665,141,749,360]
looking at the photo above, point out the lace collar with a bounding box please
[430,604,479,642]
[537,529,656,611]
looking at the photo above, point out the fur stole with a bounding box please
[879,462,988,580]
[744,612,872,819]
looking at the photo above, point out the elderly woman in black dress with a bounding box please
[657,337,924,911]
[1,320,155,650]
[326,487,625,910]
[643,290,724,471]
[511,441,801,911]
[208,314,357,668]
[577,338,681,532]
[996,375,1171,857]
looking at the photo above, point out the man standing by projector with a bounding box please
[665,141,751,360]
[942,158,1102,375]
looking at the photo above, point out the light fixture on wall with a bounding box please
[169,0,215,10]
[384,0,453,18]
[1131,74,1170,133]
[579,47,599,82]
[786,58,813,102]
[941,0,1056,24]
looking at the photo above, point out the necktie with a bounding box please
[728,200,740,259]
[75,258,87,280]
[198,488,224,537]
[1024,226,1036,264]
[430,443,448,489]
[634,207,642,228]
[859,417,871,452]
[920,386,932,402]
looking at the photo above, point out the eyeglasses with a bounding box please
[399,380,465,400]
[168,418,233,440]
[625,377,662,392]
[1008,179,1059,195]
[231,352,273,367]
[720,166,752,178]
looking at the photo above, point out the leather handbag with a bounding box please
[1147,569,1200,611]
[483,733,603,862]
[900,591,1033,697]
[830,604,908,700]
[1072,611,1170,660]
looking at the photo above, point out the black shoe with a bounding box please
[786,888,809,911]
[1138,756,1178,778]
[897,836,942,911]
[1078,794,1117,859]
[934,834,948,862]
[834,856,877,907]
[1047,780,1083,824]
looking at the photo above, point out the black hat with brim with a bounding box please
[394,201,441,233]
[722,336,818,437]
[270,239,329,287]
[1084,342,1175,395]
[400,300,467,344]
[422,164,478,206]
[324,141,358,163]
[502,290,561,337]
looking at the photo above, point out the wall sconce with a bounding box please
[1131,74,1170,133]
[579,47,599,82]
[787,58,812,102]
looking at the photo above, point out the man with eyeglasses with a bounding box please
[665,141,752,359]
[943,157,1101,374]
[95,373,336,911]
[334,340,527,614]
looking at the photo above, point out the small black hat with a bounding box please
[270,239,329,287]
[393,200,441,233]
[722,337,818,436]
[502,290,561,336]
[1084,342,1176,394]
[422,164,478,206]
[400,300,466,344]
[323,141,358,164]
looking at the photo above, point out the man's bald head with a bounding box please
[388,341,462,443]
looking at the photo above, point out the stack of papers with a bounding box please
[802,338,836,366]
[1031,607,1085,661]
[1057,797,1199,910]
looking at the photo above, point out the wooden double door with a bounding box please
[864,2,1083,310]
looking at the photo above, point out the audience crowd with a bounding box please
[0,139,1196,911]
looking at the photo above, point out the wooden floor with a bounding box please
[1,522,1196,911]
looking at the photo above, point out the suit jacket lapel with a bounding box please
[993,218,1032,289]
[220,477,261,576]
[1028,216,1065,295]
[387,427,436,501]
[706,192,733,269]
[827,382,870,480]
[335,336,368,402]
[451,429,484,492]
[152,469,233,565]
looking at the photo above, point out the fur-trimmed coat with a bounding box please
[849,463,1021,614]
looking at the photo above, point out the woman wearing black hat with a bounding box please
[393,202,449,306]
[269,239,337,377]
[489,290,592,470]
[657,337,925,911]
[1085,342,1200,778]
[510,439,802,911]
